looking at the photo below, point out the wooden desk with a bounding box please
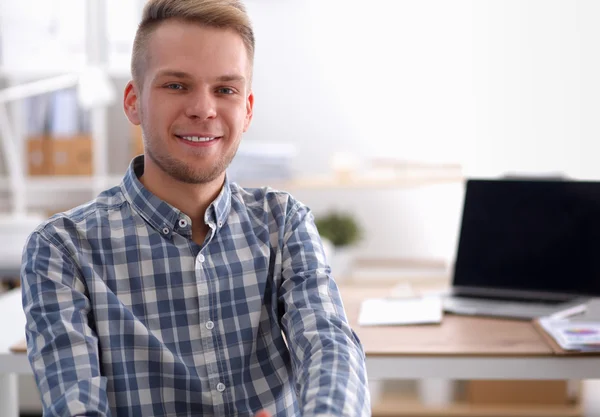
[7,286,600,369]
[338,284,600,381]
[339,284,592,416]
[4,284,600,417]
[341,285,553,356]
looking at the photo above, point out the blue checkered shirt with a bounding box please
[21,156,370,417]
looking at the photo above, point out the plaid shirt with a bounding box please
[21,156,370,417]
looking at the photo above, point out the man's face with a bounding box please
[125,20,254,184]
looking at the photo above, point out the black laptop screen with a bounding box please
[453,179,600,296]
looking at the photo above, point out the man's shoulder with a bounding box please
[230,182,306,217]
[36,184,127,238]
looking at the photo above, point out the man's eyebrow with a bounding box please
[153,71,246,83]
[154,70,191,79]
[215,74,246,83]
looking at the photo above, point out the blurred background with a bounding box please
[1,0,598,275]
[2,0,600,415]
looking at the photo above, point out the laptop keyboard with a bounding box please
[450,294,569,305]
[443,295,575,319]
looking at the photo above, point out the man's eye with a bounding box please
[217,87,234,95]
[166,84,184,90]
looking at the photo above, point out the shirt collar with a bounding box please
[121,156,232,236]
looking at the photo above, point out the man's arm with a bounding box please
[21,230,110,417]
[278,203,370,417]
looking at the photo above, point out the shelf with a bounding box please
[372,393,582,417]
[240,174,464,190]
[0,175,123,193]
[0,173,463,196]
[0,173,463,194]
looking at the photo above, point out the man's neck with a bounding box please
[139,157,225,232]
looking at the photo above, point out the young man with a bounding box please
[20,0,370,416]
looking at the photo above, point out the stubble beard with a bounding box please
[144,130,240,185]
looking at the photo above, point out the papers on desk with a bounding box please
[358,296,443,326]
[536,298,600,352]
[538,318,600,352]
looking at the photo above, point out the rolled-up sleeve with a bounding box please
[278,203,370,417]
[21,230,110,417]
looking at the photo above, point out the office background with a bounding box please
[2,0,600,415]
[2,0,600,266]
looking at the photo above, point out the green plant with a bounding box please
[315,211,362,248]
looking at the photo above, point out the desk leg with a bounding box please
[0,373,19,417]
[418,379,455,407]
[368,379,384,404]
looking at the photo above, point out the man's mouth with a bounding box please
[177,135,220,143]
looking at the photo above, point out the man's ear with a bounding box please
[243,90,254,133]
[123,81,141,125]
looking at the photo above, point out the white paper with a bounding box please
[358,296,443,326]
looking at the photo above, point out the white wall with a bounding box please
[242,0,600,263]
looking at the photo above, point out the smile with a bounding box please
[179,136,219,143]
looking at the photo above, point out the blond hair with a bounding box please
[131,0,255,84]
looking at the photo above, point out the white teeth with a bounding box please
[181,136,216,142]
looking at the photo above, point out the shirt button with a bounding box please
[178,219,188,228]
[217,221,223,227]
[197,254,205,263]
[162,227,170,235]
[216,382,226,392]
[206,321,214,330]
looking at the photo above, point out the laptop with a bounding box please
[443,178,600,320]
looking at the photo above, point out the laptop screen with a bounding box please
[453,178,600,297]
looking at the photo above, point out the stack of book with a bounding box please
[227,142,297,184]
[537,302,600,352]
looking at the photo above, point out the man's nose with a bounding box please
[185,90,217,120]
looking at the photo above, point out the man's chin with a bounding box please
[168,166,226,185]
[146,148,230,185]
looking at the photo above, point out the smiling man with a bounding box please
[20,0,370,416]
